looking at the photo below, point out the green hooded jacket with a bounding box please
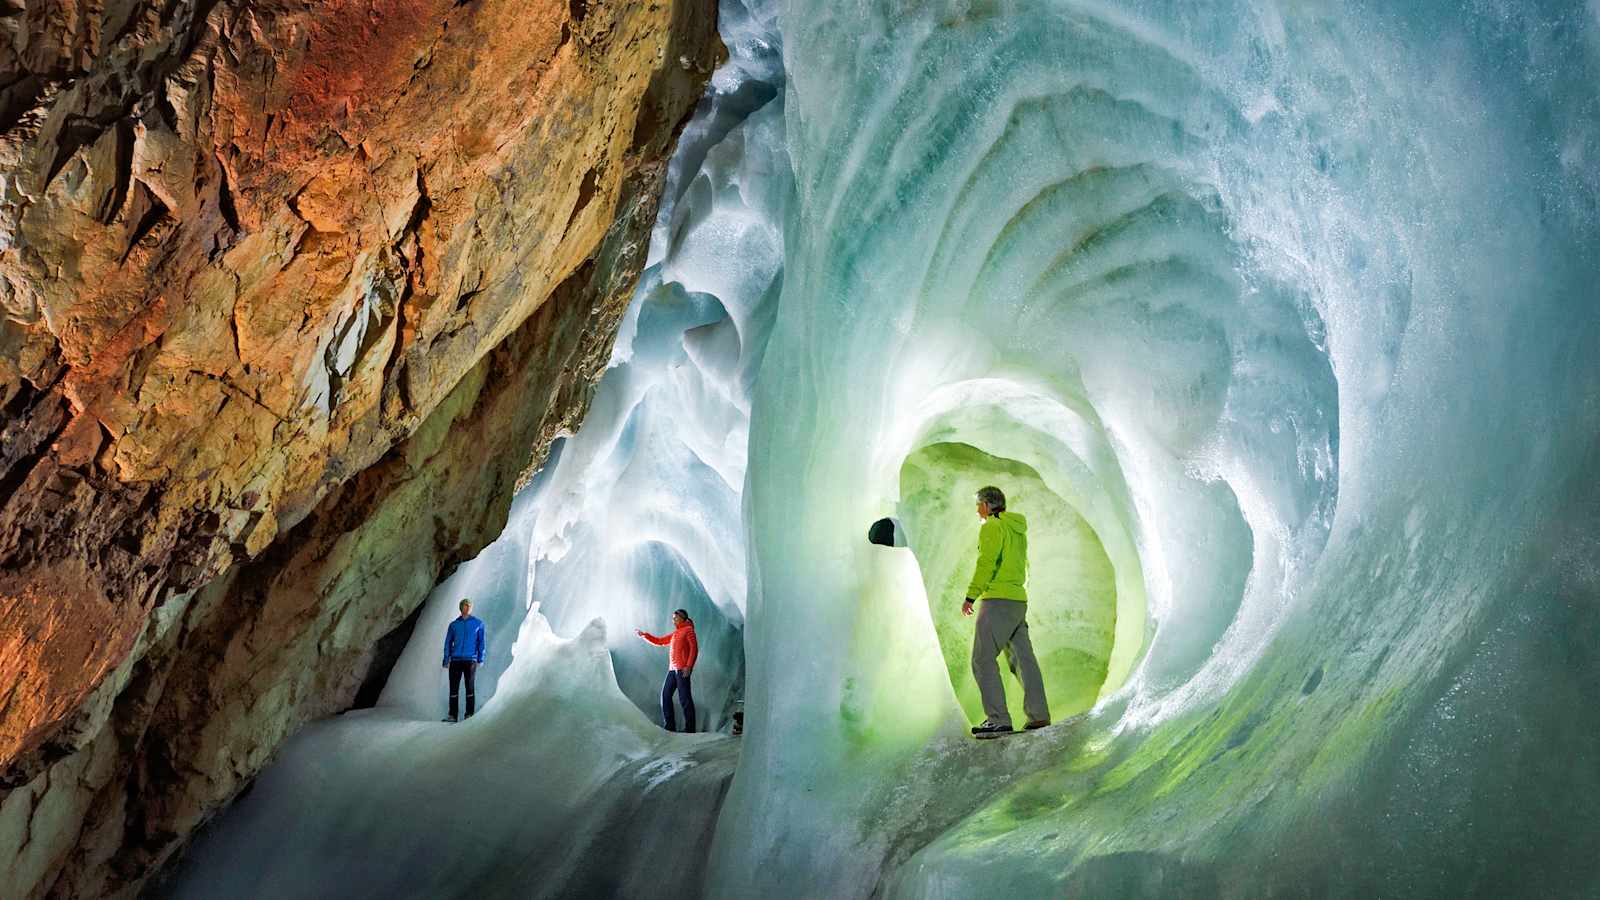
[967,511,1029,602]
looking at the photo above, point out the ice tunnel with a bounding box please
[158,0,1600,897]
[901,442,1121,721]
[879,372,1155,726]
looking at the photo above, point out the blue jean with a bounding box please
[661,670,695,732]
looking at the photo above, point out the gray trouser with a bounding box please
[971,599,1049,727]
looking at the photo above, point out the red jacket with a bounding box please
[642,621,699,672]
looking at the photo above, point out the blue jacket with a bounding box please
[443,615,485,665]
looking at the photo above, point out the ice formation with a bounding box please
[165,0,1600,896]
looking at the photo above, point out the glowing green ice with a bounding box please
[900,441,1117,725]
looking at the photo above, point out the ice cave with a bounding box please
[2,0,1597,897]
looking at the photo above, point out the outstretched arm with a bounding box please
[636,630,671,646]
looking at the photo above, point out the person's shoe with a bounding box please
[1025,719,1051,730]
[970,718,1020,735]
[441,716,458,724]
[973,722,1015,739]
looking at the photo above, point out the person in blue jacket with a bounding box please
[442,598,486,722]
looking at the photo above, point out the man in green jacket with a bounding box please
[963,485,1050,738]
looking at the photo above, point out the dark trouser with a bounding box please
[661,670,695,733]
[971,599,1049,728]
[449,660,477,719]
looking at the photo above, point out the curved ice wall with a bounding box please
[166,0,1600,896]
[715,0,1600,895]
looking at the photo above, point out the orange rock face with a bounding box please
[0,0,717,890]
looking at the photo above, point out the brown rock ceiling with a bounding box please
[0,0,718,895]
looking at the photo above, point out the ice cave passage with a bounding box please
[153,0,1600,896]
[900,441,1120,723]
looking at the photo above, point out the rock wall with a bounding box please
[0,0,718,895]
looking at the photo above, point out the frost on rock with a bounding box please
[169,0,1600,897]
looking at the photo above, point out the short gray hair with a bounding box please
[975,485,1006,511]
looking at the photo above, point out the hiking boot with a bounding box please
[973,721,1015,739]
[441,716,458,724]
[970,719,1003,735]
[1025,719,1051,730]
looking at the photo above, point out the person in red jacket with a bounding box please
[635,609,699,732]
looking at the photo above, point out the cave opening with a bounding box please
[897,441,1120,724]
[601,539,746,734]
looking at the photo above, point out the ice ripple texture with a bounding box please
[721,0,1599,896]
